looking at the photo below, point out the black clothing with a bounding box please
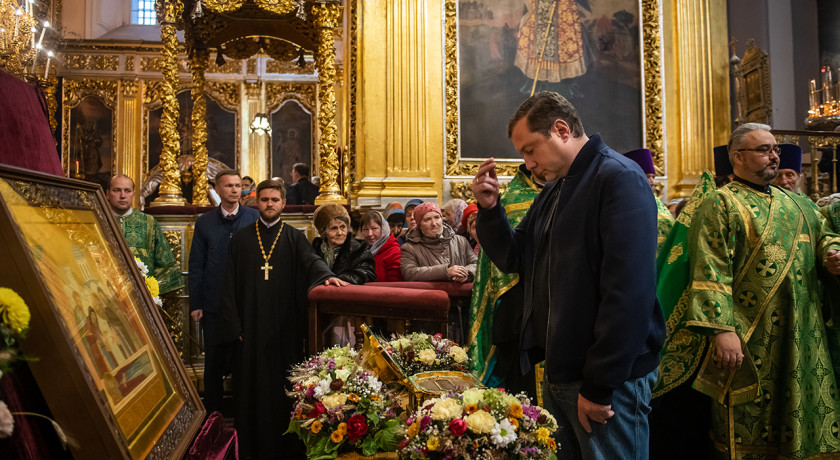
[311,237,377,285]
[477,134,665,405]
[188,205,259,414]
[221,220,334,459]
[286,178,319,205]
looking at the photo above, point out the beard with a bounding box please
[756,164,779,182]
[259,208,280,222]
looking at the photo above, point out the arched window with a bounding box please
[130,0,156,25]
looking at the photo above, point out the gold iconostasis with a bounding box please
[49,0,730,207]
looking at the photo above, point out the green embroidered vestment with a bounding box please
[118,210,184,295]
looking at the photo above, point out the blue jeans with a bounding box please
[543,369,656,460]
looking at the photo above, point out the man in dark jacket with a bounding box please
[472,91,665,459]
[188,169,259,414]
[286,163,320,205]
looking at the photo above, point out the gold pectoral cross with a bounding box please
[261,262,273,280]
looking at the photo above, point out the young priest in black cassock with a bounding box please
[220,179,347,459]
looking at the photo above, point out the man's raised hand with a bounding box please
[471,158,500,209]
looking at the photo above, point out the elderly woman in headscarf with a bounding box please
[312,204,376,285]
[443,198,469,236]
[360,210,402,281]
[401,202,477,282]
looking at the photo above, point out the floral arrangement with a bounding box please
[0,287,30,377]
[286,345,405,459]
[383,333,470,375]
[398,388,558,459]
[135,258,162,307]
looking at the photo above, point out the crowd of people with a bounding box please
[99,90,840,459]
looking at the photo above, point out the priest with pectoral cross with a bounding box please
[220,179,348,459]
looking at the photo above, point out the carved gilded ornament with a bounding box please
[62,54,120,72]
[265,81,316,111]
[152,0,186,205]
[247,58,257,74]
[312,2,342,202]
[121,80,139,98]
[265,59,315,74]
[140,56,190,73]
[44,77,58,134]
[190,49,211,205]
[347,0,358,186]
[206,81,241,108]
[204,0,246,13]
[207,58,242,74]
[641,0,664,175]
[125,56,136,71]
[443,0,664,177]
[252,0,296,16]
[63,79,119,106]
[62,79,119,177]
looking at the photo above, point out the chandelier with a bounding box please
[0,0,56,81]
[249,113,271,136]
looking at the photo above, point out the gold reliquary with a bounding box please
[359,324,481,411]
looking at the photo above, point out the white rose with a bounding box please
[322,393,348,409]
[314,379,331,398]
[335,368,351,381]
[431,398,463,421]
[461,388,484,407]
[448,346,468,363]
[466,410,496,434]
[418,349,436,365]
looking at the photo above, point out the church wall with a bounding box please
[727,0,819,130]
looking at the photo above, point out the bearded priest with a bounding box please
[220,179,348,459]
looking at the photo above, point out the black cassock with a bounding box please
[220,219,333,459]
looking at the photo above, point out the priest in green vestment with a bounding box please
[657,123,840,459]
[468,164,542,396]
[106,175,183,294]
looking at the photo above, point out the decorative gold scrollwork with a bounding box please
[253,0,296,16]
[312,2,343,203]
[203,0,245,14]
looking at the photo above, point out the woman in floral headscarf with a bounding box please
[443,199,469,236]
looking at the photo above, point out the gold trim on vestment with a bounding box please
[690,280,732,295]
[478,346,496,382]
[504,201,534,214]
[719,185,760,248]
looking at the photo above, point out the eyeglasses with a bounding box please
[735,145,781,156]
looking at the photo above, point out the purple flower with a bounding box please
[305,387,315,397]
[522,404,541,421]
[419,415,432,431]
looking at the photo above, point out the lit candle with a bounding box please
[28,0,35,15]
[30,43,41,73]
[75,161,79,175]
[30,26,36,49]
[810,79,817,113]
[1,27,5,50]
[44,50,53,79]
[36,20,48,48]
[13,9,22,42]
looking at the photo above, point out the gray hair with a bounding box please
[728,123,772,162]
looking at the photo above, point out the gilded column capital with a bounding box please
[121,79,139,98]
[190,49,211,206]
[312,1,344,204]
[244,81,262,98]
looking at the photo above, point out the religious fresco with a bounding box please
[458,0,643,159]
[69,96,113,189]
[147,90,237,172]
[270,100,313,184]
